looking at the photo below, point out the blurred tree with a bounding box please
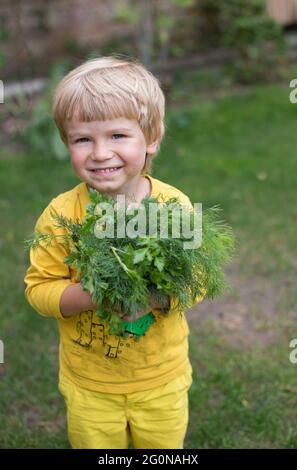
[114,0,196,68]
[199,0,286,83]
[138,0,154,67]
[22,60,71,161]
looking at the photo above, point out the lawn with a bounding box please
[0,82,296,448]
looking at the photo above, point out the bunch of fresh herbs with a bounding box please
[25,190,235,336]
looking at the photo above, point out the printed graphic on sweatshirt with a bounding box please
[73,310,135,358]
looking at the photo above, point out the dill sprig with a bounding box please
[25,190,235,336]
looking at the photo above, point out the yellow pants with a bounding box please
[59,370,192,449]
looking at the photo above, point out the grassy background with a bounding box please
[0,82,297,448]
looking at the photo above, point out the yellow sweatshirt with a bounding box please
[24,175,202,393]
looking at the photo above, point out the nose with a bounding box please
[91,139,113,161]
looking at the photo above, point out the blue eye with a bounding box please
[75,137,89,143]
[112,134,125,139]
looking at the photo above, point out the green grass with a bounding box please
[186,329,297,448]
[1,82,297,448]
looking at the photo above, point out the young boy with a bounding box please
[24,56,202,449]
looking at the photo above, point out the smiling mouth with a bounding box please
[90,167,122,175]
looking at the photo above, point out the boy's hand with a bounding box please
[121,294,170,322]
[60,282,98,317]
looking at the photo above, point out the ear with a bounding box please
[146,140,160,155]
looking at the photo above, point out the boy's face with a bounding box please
[65,117,158,197]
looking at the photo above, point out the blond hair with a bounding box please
[52,55,165,174]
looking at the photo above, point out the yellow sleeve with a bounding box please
[24,203,73,319]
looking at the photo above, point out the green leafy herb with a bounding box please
[25,190,235,336]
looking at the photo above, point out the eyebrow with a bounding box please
[68,128,133,137]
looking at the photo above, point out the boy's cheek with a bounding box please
[70,153,83,167]
[70,156,85,175]
[70,155,77,168]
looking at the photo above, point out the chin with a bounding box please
[90,181,122,194]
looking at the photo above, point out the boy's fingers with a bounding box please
[122,308,151,322]
[122,312,139,322]
[122,312,141,322]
